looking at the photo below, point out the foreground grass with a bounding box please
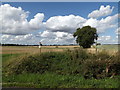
[3,72,120,88]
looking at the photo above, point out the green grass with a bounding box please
[2,54,22,64]
[3,72,120,88]
[97,45,118,51]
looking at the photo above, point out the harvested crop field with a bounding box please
[1,45,118,55]
[1,46,79,54]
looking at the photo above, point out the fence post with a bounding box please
[39,42,42,55]
[96,40,97,53]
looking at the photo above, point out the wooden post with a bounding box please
[96,40,97,53]
[39,45,41,53]
[95,37,98,54]
[94,33,98,54]
[39,42,42,55]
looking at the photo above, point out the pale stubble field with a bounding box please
[1,45,118,55]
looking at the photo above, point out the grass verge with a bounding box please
[3,72,120,88]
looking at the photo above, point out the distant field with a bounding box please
[1,46,79,54]
[1,45,118,64]
[97,44,118,51]
[1,45,119,54]
[97,45,118,55]
[1,45,79,64]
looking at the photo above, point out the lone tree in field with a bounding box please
[73,26,98,48]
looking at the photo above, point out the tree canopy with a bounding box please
[73,26,98,48]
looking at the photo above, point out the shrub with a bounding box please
[81,52,120,79]
[82,59,107,79]
[5,48,88,75]
[5,53,52,74]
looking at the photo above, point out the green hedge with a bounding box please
[4,48,120,79]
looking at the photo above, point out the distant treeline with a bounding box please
[1,43,120,46]
[1,44,37,46]
[1,43,77,46]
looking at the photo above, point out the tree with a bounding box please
[73,26,98,48]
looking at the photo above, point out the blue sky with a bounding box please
[1,2,119,45]
[3,2,118,21]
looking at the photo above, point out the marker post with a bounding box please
[39,42,42,55]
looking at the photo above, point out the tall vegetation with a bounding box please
[4,48,120,79]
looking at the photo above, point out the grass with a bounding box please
[97,44,118,51]
[1,46,78,54]
[3,72,120,88]
[2,54,22,64]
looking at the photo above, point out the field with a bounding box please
[1,46,80,54]
[1,45,120,88]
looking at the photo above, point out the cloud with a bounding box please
[98,35,117,44]
[0,4,44,35]
[83,14,118,33]
[83,18,98,28]
[29,13,45,30]
[40,30,75,45]
[88,5,114,18]
[45,15,86,33]
[98,35,111,41]
[115,27,120,35]
[1,33,43,45]
[1,31,76,45]
[45,13,118,34]
[41,30,56,38]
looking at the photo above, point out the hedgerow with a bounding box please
[4,48,120,79]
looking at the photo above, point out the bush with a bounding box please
[5,48,88,75]
[82,59,107,79]
[81,52,120,79]
[5,52,65,74]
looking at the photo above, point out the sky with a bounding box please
[0,2,120,45]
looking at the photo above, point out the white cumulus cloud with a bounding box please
[0,4,44,35]
[1,34,41,45]
[40,31,75,45]
[45,15,86,33]
[97,35,117,44]
[84,14,118,33]
[88,5,114,18]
